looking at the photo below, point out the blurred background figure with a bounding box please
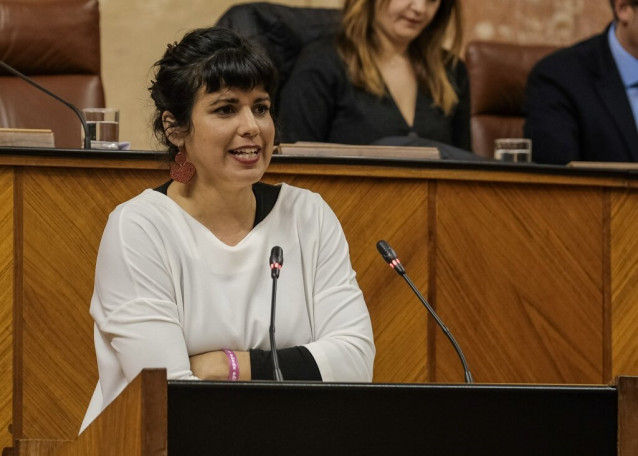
[524,0,638,165]
[278,0,472,155]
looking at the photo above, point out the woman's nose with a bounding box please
[238,108,259,137]
[409,0,427,14]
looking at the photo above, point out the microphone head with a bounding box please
[376,240,397,263]
[376,240,405,275]
[270,246,283,278]
[270,246,283,266]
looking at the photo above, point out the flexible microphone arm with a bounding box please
[0,60,92,149]
[376,240,473,383]
[269,246,284,381]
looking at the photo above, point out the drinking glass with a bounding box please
[494,138,532,163]
[82,108,119,148]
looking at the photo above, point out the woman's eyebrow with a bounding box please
[207,96,239,106]
[208,94,271,106]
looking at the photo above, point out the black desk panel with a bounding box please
[168,381,616,455]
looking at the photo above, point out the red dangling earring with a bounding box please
[170,149,195,184]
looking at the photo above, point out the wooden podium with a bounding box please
[4,145,638,449]
[11,370,638,455]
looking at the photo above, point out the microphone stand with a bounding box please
[377,240,473,383]
[400,272,473,383]
[269,246,284,381]
[0,60,92,149]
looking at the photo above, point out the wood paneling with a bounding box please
[434,181,603,383]
[0,169,14,449]
[20,168,166,439]
[4,152,638,443]
[618,375,638,455]
[55,369,167,456]
[611,190,638,376]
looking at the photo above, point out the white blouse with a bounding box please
[80,183,375,432]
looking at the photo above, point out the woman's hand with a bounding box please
[189,350,251,380]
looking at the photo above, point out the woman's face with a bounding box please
[179,85,275,191]
[374,0,442,47]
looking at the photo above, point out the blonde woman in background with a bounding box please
[279,0,473,155]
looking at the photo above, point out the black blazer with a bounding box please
[524,25,638,164]
[279,37,472,151]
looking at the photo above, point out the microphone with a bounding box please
[0,60,92,149]
[268,246,284,381]
[376,240,473,383]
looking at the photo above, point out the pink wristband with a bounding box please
[223,349,239,381]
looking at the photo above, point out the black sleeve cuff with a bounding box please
[250,346,322,381]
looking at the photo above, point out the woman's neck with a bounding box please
[374,28,411,62]
[169,181,257,246]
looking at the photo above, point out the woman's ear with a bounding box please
[162,111,185,147]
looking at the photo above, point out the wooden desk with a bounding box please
[2,146,638,445]
[11,370,638,455]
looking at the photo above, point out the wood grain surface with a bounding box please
[0,169,14,450]
[434,181,604,383]
[3,153,638,443]
[19,168,165,440]
[53,369,166,456]
[611,190,638,377]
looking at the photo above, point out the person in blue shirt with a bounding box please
[524,0,638,164]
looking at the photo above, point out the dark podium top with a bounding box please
[168,380,617,455]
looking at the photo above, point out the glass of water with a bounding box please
[82,108,120,149]
[494,138,532,163]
